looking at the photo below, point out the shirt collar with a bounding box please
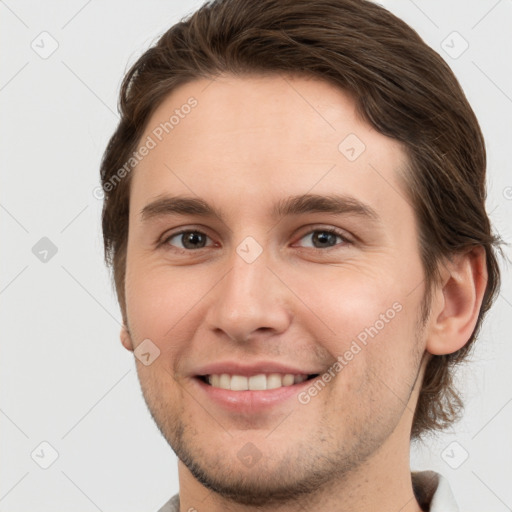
[412,470,460,512]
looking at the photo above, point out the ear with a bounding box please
[120,324,134,352]
[426,246,488,355]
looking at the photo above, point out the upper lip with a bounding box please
[192,361,322,377]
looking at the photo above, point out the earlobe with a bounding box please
[120,324,134,352]
[426,246,487,356]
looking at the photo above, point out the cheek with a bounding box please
[287,263,422,381]
[124,259,208,345]
[285,262,402,338]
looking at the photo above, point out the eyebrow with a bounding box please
[140,193,381,224]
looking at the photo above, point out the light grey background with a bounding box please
[1,1,511,511]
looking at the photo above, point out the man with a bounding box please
[99,0,501,510]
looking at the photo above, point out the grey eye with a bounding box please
[166,231,210,249]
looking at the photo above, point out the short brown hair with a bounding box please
[100,0,502,439]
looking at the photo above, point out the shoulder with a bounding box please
[156,493,180,512]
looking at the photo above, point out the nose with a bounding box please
[204,245,292,344]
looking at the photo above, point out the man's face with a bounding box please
[124,74,430,503]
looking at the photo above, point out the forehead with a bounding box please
[130,74,411,227]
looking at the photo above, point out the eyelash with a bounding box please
[159,227,352,253]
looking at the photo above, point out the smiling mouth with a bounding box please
[197,373,320,391]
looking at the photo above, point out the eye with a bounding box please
[163,230,214,250]
[295,228,349,249]
[160,227,351,252]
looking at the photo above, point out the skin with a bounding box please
[120,74,487,512]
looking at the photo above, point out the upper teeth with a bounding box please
[207,373,308,391]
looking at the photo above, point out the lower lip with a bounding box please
[193,377,315,413]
